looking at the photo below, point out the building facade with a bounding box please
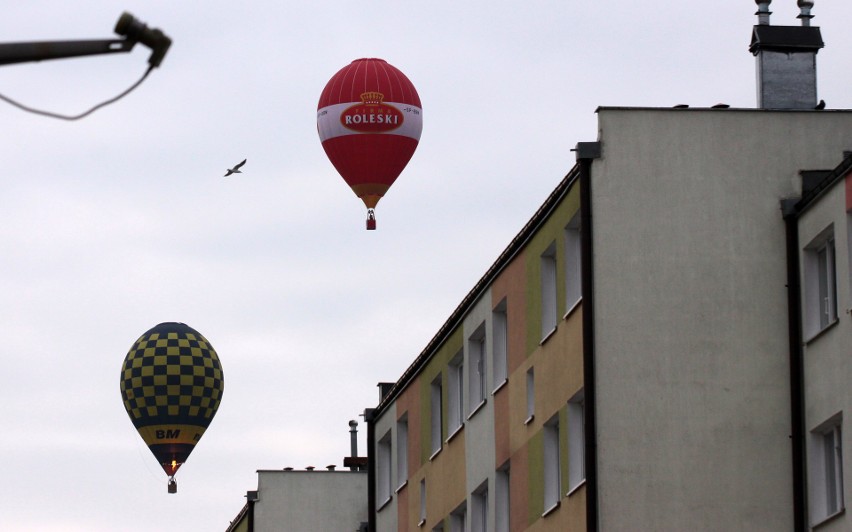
[368,166,586,532]
[367,4,852,531]
[784,153,852,530]
[227,468,368,532]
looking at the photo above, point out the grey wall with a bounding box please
[591,108,852,531]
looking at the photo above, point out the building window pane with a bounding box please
[451,502,467,532]
[564,213,582,311]
[496,464,510,532]
[810,415,845,523]
[472,482,488,532]
[448,352,464,435]
[397,415,408,489]
[378,430,392,504]
[540,242,558,339]
[469,324,486,414]
[804,226,837,338]
[420,478,427,525]
[492,300,508,390]
[431,374,443,456]
[543,414,561,512]
[568,390,586,492]
[525,368,535,423]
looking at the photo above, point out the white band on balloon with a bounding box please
[317,102,423,142]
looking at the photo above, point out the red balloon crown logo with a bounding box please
[340,91,404,133]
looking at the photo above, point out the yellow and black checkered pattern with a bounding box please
[120,322,224,429]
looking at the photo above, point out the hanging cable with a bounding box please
[0,64,153,120]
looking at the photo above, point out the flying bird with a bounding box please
[224,159,246,177]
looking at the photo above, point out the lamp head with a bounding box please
[114,12,171,67]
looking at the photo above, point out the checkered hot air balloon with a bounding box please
[119,322,223,493]
[317,58,422,230]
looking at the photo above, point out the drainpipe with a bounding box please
[365,408,377,532]
[781,198,807,532]
[575,141,600,531]
[246,491,258,532]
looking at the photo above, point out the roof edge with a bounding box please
[373,162,583,417]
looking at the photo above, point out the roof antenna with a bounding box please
[755,0,772,25]
[797,0,814,26]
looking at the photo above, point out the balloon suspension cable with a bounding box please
[366,209,376,230]
[168,476,177,494]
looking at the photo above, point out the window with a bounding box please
[378,430,393,506]
[419,478,427,526]
[431,374,443,457]
[472,481,488,532]
[804,226,837,337]
[847,213,852,306]
[567,390,586,493]
[543,414,561,514]
[492,300,508,391]
[540,242,558,340]
[397,415,409,490]
[811,415,844,523]
[450,501,467,532]
[469,324,486,414]
[564,213,582,313]
[525,367,535,424]
[495,464,510,532]
[448,352,464,437]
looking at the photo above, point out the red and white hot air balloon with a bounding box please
[317,58,422,229]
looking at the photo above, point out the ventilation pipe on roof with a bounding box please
[349,419,359,467]
[750,0,824,109]
[755,0,772,25]
[797,0,814,26]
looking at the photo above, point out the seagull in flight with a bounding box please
[224,159,246,177]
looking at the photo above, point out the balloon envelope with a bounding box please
[317,58,422,214]
[120,322,224,477]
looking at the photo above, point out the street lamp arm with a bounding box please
[0,39,134,66]
[0,12,170,68]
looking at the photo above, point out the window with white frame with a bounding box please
[448,351,464,436]
[450,501,467,532]
[543,413,561,513]
[430,374,443,456]
[397,414,409,490]
[564,212,582,312]
[419,478,427,526]
[469,324,487,414]
[492,299,508,391]
[567,389,585,493]
[495,463,510,532]
[804,226,837,338]
[378,430,393,505]
[525,367,535,424]
[471,481,488,532]
[847,213,852,309]
[810,415,844,523]
[540,242,558,340]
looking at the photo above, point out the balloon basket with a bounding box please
[366,209,376,230]
[168,477,177,494]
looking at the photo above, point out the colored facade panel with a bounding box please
[371,170,585,531]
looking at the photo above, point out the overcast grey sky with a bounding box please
[1,1,851,530]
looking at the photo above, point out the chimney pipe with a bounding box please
[755,0,772,25]
[798,0,814,26]
[348,419,359,470]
